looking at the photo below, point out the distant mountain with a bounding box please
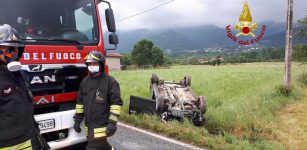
[113,25,233,53]
[262,27,307,47]
[260,21,286,35]
[104,22,307,53]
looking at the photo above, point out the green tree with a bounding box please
[294,15,307,64]
[120,54,132,66]
[131,39,167,68]
[244,51,257,60]
[239,56,247,63]
[163,57,172,65]
[151,46,164,68]
[216,56,223,66]
[293,44,307,63]
[270,48,284,60]
[187,56,199,65]
[298,15,307,38]
[131,39,154,68]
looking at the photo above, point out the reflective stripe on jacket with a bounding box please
[0,140,31,150]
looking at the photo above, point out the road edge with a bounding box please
[118,122,206,150]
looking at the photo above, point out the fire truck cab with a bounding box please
[0,0,118,149]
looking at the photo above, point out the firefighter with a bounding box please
[73,50,123,150]
[0,24,49,150]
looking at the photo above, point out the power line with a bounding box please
[116,0,176,23]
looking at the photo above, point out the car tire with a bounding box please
[199,96,207,114]
[184,76,191,86]
[151,74,159,84]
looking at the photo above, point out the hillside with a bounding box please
[105,22,307,53]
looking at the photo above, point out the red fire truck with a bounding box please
[0,0,118,149]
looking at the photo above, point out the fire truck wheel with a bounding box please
[151,74,159,84]
[199,96,207,114]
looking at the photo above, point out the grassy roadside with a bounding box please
[264,88,307,150]
[110,63,303,149]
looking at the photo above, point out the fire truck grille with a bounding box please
[22,66,88,96]
[31,83,64,96]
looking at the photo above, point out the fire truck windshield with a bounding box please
[0,0,99,45]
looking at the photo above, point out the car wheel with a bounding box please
[151,74,159,84]
[184,76,191,86]
[198,96,207,114]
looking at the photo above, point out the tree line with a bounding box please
[226,48,285,64]
[121,42,307,67]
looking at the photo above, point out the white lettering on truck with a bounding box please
[56,53,61,60]
[42,53,46,60]
[70,53,75,59]
[22,52,81,60]
[33,53,38,60]
[31,75,56,84]
[63,53,68,59]
[36,96,55,105]
[23,53,30,60]
[76,53,81,59]
[50,53,54,60]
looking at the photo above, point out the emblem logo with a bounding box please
[2,86,14,96]
[226,0,266,45]
[96,90,104,102]
[4,87,12,94]
[234,1,257,37]
[29,65,42,72]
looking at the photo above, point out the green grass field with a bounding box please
[110,63,304,150]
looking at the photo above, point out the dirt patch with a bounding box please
[272,89,307,150]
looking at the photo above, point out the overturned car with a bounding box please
[129,74,207,126]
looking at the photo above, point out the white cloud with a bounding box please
[99,0,307,31]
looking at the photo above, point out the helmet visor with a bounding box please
[0,41,24,47]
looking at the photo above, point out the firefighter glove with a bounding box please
[106,122,117,137]
[73,121,82,133]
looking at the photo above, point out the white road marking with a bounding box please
[118,122,206,150]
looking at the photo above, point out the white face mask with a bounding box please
[88,66,100,74]
[7,61,22,72]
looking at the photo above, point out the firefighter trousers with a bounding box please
[86,138,114,150]
[0,140,32,150]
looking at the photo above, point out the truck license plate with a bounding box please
[38,119,55,130]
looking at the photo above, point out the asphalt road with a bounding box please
[61,123,204,150]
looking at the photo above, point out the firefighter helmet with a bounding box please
[84,50,105,66]
[0,24,24,59]
[0,24,24,47]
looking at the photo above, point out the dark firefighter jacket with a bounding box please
[74,73,123,141]
[0,66,37,148]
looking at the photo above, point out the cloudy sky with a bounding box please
[99,0,307,31]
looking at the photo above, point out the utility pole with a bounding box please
[284,0,293,89]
